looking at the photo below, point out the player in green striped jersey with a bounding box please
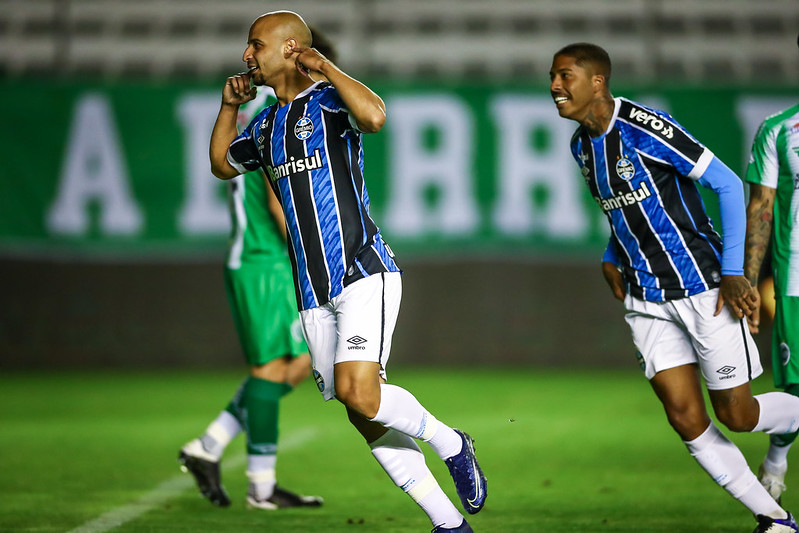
[177,28,337,511]
[745,101,799,504]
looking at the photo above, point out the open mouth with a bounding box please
[553,95,568,105]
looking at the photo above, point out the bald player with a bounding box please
[207,11,486,532]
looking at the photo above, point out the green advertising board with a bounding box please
[1,80,795,260]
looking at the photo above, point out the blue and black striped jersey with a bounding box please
[226,81,400,311]
[572,97,723,302]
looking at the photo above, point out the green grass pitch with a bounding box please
[0,367,790,532]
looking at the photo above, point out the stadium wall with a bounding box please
[0,258,774,370]
[0,81,789,369]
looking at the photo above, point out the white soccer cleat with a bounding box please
[759,462,788,504]
[180,438,218,462]
[246,494,279,510]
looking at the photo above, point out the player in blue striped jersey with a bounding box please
[209,11,484,532]
[551,43,799,532]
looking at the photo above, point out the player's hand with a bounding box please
[715,274,758,319]
[222,70,257,106]
[745,286,762,334]
[601,261,626,302]
[291,47,329,78]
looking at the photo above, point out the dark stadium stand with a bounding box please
[1,0,797,82]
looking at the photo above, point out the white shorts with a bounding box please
[300,272,402,401]
[624,288,762,390]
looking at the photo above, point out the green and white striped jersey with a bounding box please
[226,88,286,269]
[746,103,799,297]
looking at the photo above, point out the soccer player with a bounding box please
[550,42,799,533]
[744,97,799,504]
[208,11,486,532]
[177,28,339,514]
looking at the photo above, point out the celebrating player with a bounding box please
[550,42,799,533]
[744,96,799,504]
[208,11,486,532]
[177,28,340,511]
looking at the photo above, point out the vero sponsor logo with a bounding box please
[628,108,674,139]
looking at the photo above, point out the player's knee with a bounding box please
[664,406,710,440]
[711,392,760,432]
[715,406,758,433]
[336,383,380,419]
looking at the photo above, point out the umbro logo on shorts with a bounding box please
[347,336,367,350]
[716,366,737,380]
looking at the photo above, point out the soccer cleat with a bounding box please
[759,462,788,504]
[444,429,487,515]
[246,494,278,510]
[753,512,799,533]
[246,485,323,510]
[432,518,473,532]
[178,439,231,507]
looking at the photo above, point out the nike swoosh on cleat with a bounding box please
[465,443,483,508]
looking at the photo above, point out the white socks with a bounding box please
[370,429,463,529]
[247,454,277,500]
[370,384,462,459]
[753,392,798,485]
[765,446,792,471]
[198,411,275,501]
[685,422,785,519]
[200,410,242,460]
[752,392,799,435]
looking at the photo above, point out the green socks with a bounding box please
[226,377,284,455]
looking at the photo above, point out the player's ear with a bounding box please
[285,38,297,57]
[592,75,605,91]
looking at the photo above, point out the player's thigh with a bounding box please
[624,295,696,380]
[772,295,799,389]
[679,289,762,391]
[335,272,402,374]
[225,263,306,366]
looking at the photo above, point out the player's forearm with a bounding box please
[698,157,746,275]
[319,62,386,133]
[209,103,242,180]
[744,185,775,285]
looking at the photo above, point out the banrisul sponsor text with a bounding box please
[266,149,323,182]
[595,182,653,212]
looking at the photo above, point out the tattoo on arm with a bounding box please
[744,184,775,286]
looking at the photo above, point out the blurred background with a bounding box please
[1,0,797,370]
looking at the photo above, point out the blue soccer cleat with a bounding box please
[753,512,799,533]
[432,518,473,532]
[444,429,487,515]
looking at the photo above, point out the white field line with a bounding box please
[66,427,319,533]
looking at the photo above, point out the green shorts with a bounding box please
[224,260,307,366]
[772,295,799,389]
